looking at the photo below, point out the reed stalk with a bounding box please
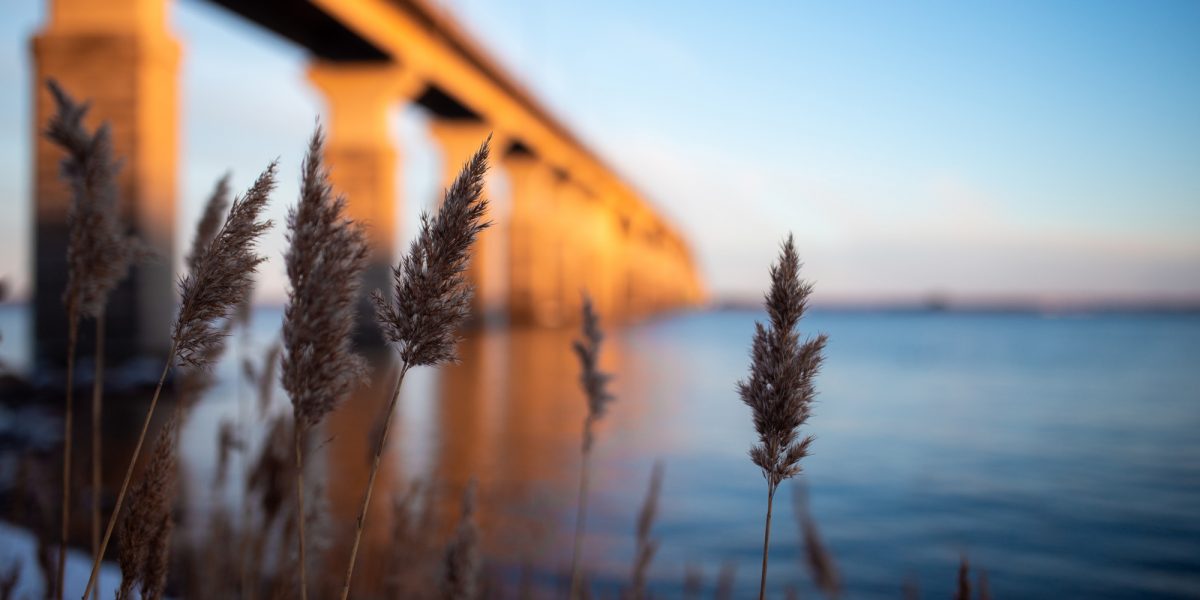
[81,165,274,600]
[44,79,141,600]
[282,128,371,600]
[568,295,614,599]
[58,305,78,600]
[342,135,491,599]
[738,234,827,600]
[89,310,104,600]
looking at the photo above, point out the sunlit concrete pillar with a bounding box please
[553,179,591,323]
[31,0,180,370]
[307,61,422,345]
[427,119,504,322]
[503,150,564,326]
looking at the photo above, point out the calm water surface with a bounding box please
[2,306,1198,598]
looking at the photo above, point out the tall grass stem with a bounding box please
[90,311,105,600]
[339,363,410,600]
[81,340,176,600]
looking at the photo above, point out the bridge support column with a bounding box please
[31,0,180,370]
[307,61,420,344]
[503,151,563,327]
[428,119,504,323]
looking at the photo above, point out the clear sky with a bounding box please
[1,0,1198,304]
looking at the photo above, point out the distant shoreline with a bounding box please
[710,299,1200,315]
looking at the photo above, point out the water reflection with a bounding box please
[6,305,1199,598]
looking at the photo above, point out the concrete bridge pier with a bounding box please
[427,118,506,323]
[503,149,564,327]
[306,60,421,344]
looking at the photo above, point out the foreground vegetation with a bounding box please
[0,81,992,600]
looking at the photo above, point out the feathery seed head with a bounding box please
[187,174,232,275]
[574,294,614,452]
[373,135,492,367]
[44,79,141,319]
[117,414,180,600]
[283,126,371,431]
[738,234,827,489]
[172,163,276,369]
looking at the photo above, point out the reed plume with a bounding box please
[625,462,664,600]
[83,164,275,600]
[442,479,481,600]
[739,234,827,600]
[44,79,142,600]
[568,294,614,598]
[791,483,840,598]
[282,127,370,600]
[955,556,971,600]
[187,175,232,274]
[116,414,179,600]
[340,135,491,600]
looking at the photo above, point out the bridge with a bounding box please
[30,0,705,366]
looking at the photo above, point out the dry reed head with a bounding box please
[173,163,276,368]
[44,79,141,319]
[117,413,180,600]
[442,479,481,600]
[187,174,232,274]
[574,294,614,452]
[373,136,491,367]
[739,234,827,489]
[283,127,370,430]
[627,462,664,600]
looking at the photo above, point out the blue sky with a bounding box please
[1,0,1198,303]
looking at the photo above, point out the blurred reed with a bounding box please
[568,294,615,598]
[282,126,370,600]
[43,79,141,600]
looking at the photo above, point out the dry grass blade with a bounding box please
[116,413,179,600]
[442,479,481,600]
[791,483,840,598]
[739,234,827,600]
[372,135,491,367]
[954,556,971,600]
[625,462,664,600]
